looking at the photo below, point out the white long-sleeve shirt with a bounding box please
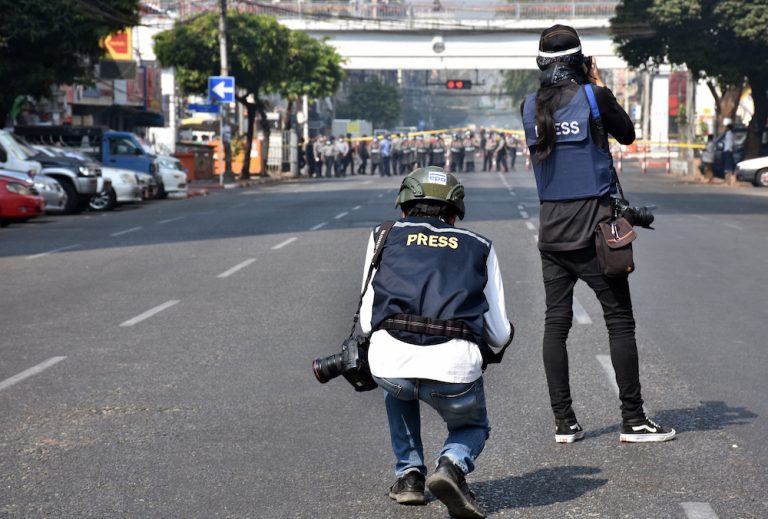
[359,229,512,383]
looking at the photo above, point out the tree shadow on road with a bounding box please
[473,465,607,514]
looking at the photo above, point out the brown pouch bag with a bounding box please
[595,217,637,277]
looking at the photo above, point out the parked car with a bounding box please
[10,171,65,213]
[735,156,768,187]
[8,139,100,214]
[0,175,45,227]
[156,155,188,197]
[90,167,143,211]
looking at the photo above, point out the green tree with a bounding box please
[611,0,768,157]
[278,32,345,131]
[336,77,401,128]
[154,12,290,178]
[0,0,140,125]
[500,70,539,109]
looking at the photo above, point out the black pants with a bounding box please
[358,157,368,175]
[483,151,493,171]
[540,246,644,421]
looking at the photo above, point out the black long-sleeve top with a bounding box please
[520,83,636,251]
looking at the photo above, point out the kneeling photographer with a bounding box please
[521,25,674,444]
[356,167,513,518]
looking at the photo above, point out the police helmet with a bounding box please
[395,167,465,220]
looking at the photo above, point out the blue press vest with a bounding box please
[371,217,491,346]
[522,86,614,201]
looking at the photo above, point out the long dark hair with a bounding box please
[534,64,592,161]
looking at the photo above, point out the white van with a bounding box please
[0,130,42,176]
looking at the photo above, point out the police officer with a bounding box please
[430,135,446,168]
[483,132,496,172]
[380,133,392,176]
[463,131,477,172]
[391,133,403,175]
[415,135,429,168]
[360,167,513,519]
[522,25,675,443]
[449,133,464,173]
[370,136,382,176]
[322,137,336,178]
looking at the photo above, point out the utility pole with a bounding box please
[220,0,234,182]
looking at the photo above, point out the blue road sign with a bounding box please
[208,76,236,103]
[188,103,220,114]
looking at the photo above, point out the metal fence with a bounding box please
[180,1,618,21]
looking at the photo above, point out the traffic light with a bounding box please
[445,79,472,90]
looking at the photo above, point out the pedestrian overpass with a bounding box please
[245,1,624,70]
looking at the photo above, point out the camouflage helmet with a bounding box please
[395,166,465,219]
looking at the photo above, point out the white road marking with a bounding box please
[231,202,246,208]
[110,226,142,237]
[681,502,719,519]
[597,353,656,416]
[352,205,362,211]
[572,296,592,324]
[334,212,348,219]
[596,354,620,395]
[361,180,373,185]
[722,222,743,231]
[517,204,525,210]
[217,259,256,278]
[272,237,298,250]
[157,216,185,225]
[120,300,179,327]
[378,194,384,198]
[0,357,67,392]
[533,235,539,242]
[26,244,81,259]
[525,221,536,231]
[310,222,328,231]
[509,190,516,197]
[520,211,529,219]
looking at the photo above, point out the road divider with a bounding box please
[120,300,179,327]
[26,244,81,260]
[0,357,67,392]
[217,259,256,278]
[272,237,298,250]
[110,226,142,237]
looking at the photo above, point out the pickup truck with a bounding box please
[14,126,159,188]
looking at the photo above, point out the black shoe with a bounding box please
[555,417,585,444]
[388,471,426,505]
[426,456,485,519]
[620,415,676,442]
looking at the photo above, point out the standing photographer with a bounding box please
[521,25,675,443]
[359,167,513,519]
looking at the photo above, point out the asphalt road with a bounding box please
[1,165,766,518]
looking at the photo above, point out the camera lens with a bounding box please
[312,353,345,384]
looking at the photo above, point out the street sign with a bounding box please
[208,76,236,103]
[103,29,132,61]
[188,104,220,114]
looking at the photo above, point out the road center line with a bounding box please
[596,354,620,395]
[520,210,529,219]
[310,222,328,231]
[352,205,362,211]
[231,202,246,208]
[525,221,536,231]
[217,259,256,278]
[0,357,67,392]
[272,237,298,250]
[681,502,719,519]
[157,216,185,225]
[120,300,179,327]
[26,244,81,259]
[334,212,348,219]
[111,226,142,237]
[572,296,592,324]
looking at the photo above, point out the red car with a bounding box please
[0,174,45,227]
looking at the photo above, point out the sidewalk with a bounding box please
[187,173,297,197]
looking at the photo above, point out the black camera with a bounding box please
[612,196,656,229]
[312,335,378,392]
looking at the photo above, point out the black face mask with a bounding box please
[538,62,586,88]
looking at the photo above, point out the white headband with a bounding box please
[537,45,582,58]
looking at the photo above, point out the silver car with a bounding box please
[0,169,65,213]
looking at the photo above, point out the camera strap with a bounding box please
[348,220,396,339]
[583,84,625,200]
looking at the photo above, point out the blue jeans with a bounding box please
[374,376,490,477]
